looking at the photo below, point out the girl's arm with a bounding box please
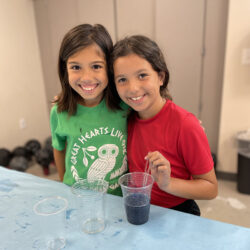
[53,148,66,182]
[165,170,217,200]
[146,151,218,200]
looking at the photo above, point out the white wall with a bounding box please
[217,0,250,173]
[0,0,50,150]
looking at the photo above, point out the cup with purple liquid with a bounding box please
[119,172,154,225]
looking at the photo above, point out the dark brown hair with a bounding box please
[55,23,120,115]
[108,35,172,104]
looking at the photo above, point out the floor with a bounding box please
[26,163,250,228]
[197,179,250,228]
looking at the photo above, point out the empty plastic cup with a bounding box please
[119,172,154,225]
[33,196,68,249]
[71,179,109,234]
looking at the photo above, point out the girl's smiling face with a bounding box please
[67,43,108,107]
[114,53,165,119]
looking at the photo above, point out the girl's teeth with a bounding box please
[80,85,95,91]
[131,96,142,101]
[83,87,94,90]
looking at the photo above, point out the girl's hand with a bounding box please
[145,151,171,191]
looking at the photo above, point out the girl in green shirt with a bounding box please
[50,24,128,196]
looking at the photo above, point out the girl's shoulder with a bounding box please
[50,103,57,113]
[50,103,69,120]
[50,104,58,117]
[50,104,64,116]
[168,102,202,132]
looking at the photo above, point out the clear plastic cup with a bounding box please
[33,196,68,249]
[119,172,154,225]
[71,179,109,234]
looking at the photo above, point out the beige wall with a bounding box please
[0,0,50,150]
[217,0,250,173]
[34,0,228,156]
[116,0,155,39]
[156,0,205,116]
[201,0,228,154]
[1,0,239,175]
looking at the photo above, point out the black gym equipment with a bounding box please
[25,139,41,156]
[2,137,54,175]
[44,136,54,163]
[35,148,53,175]
[9,156,29,172]
[0,148,12,167]
[12,146,31,161]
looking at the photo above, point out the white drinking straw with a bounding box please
[143,159,150,186]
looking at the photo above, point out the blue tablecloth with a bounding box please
[0,166,250,250]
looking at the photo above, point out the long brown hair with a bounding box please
[55,23,120,116]
[108,35,172,106]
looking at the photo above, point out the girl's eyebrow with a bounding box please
[67,61,79,64]
[91,60,105,64]
[115,74,125,80]
[115,69,148,79]
[68,61,105,64]
[67,60,105,65]
[136,69,148,73]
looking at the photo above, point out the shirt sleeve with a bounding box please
[50,105,66,151]
[178,113,214,175]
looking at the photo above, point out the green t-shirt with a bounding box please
[50,99,128,196]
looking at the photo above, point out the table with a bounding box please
[0,166,250,250]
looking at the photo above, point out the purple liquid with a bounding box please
[125,193,150,225]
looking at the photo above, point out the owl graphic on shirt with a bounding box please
[87,144,119,180]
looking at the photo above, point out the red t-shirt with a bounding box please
[127,100,214,208]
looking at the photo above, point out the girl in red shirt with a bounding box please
[108,35,218,215]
